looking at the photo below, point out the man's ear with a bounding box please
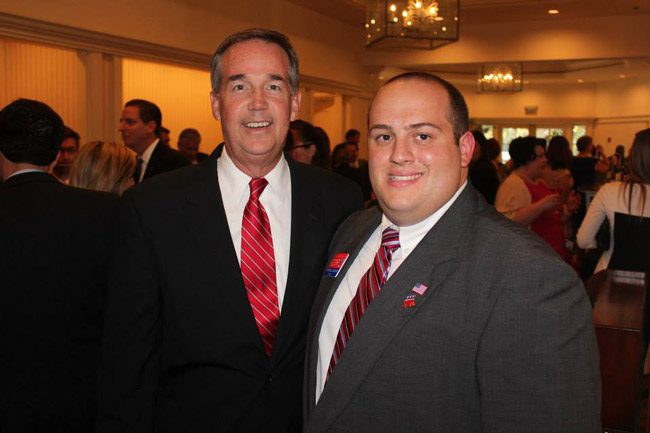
[459,132,475,168]
[290,90,301,122]
[210,91,221,121]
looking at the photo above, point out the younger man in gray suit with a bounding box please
[304,72,601,432]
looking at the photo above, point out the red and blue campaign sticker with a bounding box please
[324,253,349,277]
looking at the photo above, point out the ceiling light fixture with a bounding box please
[365,1,459,50]
[477,63,524,93]
[548,9,560,14]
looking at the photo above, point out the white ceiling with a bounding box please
[289,0,650,85]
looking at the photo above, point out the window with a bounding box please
[501,127,530,162]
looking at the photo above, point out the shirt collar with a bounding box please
[140,138,160,164]
[6,168,49,181]
[383,180,468,253]
[217,146,289,201]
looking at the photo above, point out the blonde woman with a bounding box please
[69,141,136,195]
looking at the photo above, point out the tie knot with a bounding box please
[249,178,268,200]
[381,227,400,252]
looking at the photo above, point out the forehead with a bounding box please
[220,39,290,82]
[370,79,451,127]
[122,105,142,120]
[60,138,78,149]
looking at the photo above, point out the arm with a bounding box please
[576,187,607,249]
[495,177,559,226]
[478,257,601,432]
[97,193,161,432]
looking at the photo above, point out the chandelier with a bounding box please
[365,0,459,50]
[477,63,523,92]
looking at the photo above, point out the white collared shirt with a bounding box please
[6,168,48,181]
[217,146,292,310]
[137,138,160,182]
[315,181,468,402]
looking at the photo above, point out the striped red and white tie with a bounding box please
[241,178,280,356]
[328,227,400,376]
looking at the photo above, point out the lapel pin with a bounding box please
[411,282,428,296]
[324,252,349,278]
[402,294,416,309]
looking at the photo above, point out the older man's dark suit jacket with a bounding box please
[142,142,189,181]
[305,184,601,433]
[98,147,362,433]
[0,172,118,432]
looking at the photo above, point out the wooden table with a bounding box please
[587,269,647,432]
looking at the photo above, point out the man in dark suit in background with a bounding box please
[119,98,188,183]
[304,73,601,432]
[98,29,361,433]
[177,127,208,164]
[0,99,118,432]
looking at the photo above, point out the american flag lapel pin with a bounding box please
[411,282,428,296]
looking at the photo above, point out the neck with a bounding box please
[2,162,49,181]
[516,166,538,183]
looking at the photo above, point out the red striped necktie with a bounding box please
[328,227,400,375]
[241,178,280,356]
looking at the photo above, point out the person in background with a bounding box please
[609,144,628,181]
[571,135,609,190]
[287,120,331,169]
[118,99,188,183]
[577,128,650,273]
[0,99,118,433]
[69,141,136,195]
[311,126,331,169]
[177,128,208,164]
[159,126,171,147]
[52,126,80,183]
[469,129,500,205]
[496,136,579,265]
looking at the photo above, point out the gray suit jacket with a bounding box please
[304,184,601,433]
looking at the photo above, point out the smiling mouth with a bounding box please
[389,173,422,182]
[244,121,271,128]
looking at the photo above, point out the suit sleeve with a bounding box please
[97,192,161,432]
[477,257,601,433]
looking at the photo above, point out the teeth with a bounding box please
[390,174,421,181]
[245,121,271,128]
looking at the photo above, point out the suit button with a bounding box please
[266,374,274,384]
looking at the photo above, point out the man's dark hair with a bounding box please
[0,98,65,166]
[380,72,469,143]
[62,126,80,146]
[125,99,162,137]
[345,129,360,141]
[576,135,593,153]
[509,136,542,169]
[179,128,201,144]
[210,28,299,95]
[160,126,170,134]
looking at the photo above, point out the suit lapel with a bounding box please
[183,149,263,351]
[308,186,478,433]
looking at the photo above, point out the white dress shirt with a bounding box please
[137,138,160,183]
[217,147,292,310]
[315,181,468,402]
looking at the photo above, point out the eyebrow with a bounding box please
[369,122,442,132]
[226,73,288,83]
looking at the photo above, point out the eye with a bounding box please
[416,133,431,141]
[268,83,282,91]
[374,133,392,142]
[232,83,246,91]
